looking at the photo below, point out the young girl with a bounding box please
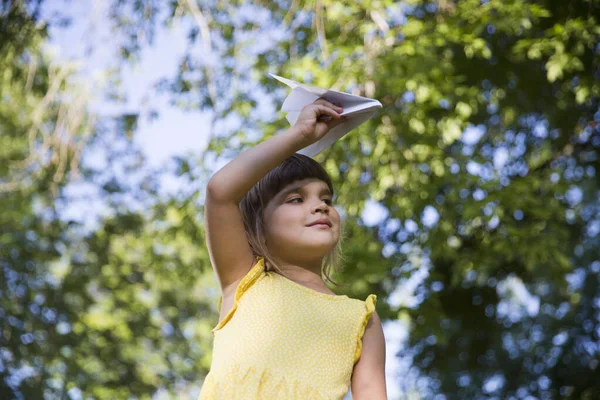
[199,98,387,399]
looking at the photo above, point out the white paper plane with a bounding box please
[269,73,382,157]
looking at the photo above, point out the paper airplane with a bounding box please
[269,73,382,157]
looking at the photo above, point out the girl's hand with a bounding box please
[292,98,346,146]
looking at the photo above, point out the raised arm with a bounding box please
[205,126,308,291]
[205,99,344,292]
[206,125,307,203]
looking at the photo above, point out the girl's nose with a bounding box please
[313,202,329,212]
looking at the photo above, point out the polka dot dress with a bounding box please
[197,257,377,400]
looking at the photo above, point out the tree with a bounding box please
[3,0,599,398]
[1,2,216,398]
[111,0,597,397]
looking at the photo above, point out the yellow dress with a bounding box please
[198,257,377,400]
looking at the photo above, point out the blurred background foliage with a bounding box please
[1,0,599,398]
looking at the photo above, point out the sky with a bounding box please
[43,1,211,167]
[35,1,548,399]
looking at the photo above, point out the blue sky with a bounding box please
[42,0,211,168]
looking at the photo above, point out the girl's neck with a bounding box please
[265,258,323,284]
[266,259,337,295]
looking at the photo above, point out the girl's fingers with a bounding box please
[315,98,343,112]
[317,105,341,119]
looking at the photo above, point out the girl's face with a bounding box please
[263,178,340,263]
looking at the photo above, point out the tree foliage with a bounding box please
[2,0,599,399]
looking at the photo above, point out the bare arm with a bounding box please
[351,311,387,399]
[206,99,344,202]
[204,99,343,293]
[204,126,310,292]
[206,126,307,202]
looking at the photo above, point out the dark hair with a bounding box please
[239,153,348,287]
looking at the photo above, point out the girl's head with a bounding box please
[239,153,347,286]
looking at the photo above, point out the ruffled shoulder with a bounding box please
[354,294,377,364]
[212,257,265,333]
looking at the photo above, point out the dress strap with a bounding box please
[212,257,265,333]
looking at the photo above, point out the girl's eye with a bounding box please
[288,198,332,205]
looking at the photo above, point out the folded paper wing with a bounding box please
[269,73,382,157]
